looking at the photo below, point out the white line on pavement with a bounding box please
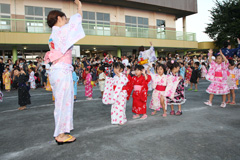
[3,89,100,99]
[0,98,102,114]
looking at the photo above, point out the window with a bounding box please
[0,3,11,31]
[25,6,61,33]
[82,11,110,36]
[125,15,148,38]
[156,19,166,39]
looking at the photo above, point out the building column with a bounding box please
[117,48,121,58]
[183,16,187,41]
[155,50,158,58]
[12,47,17,63]
[2,50,5,63]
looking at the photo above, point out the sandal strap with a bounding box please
[63,135,73,142]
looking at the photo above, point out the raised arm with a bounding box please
[208,49,213,63]
[75,0,83,17]
[219,49,228,64]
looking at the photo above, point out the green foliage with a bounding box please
[205,0,240,48]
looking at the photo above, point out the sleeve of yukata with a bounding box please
[230,44,240,56]
[165,75,180,99]
[53,13,85,54]
[126,75,133,100]
[72,72,78,82]
[102,77,114,104]
[86,74,92,85]
[112,75,128,103]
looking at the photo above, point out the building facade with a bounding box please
[0,0,198,62]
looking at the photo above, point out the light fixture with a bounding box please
[23,46,27,50]
[93,47,96,50]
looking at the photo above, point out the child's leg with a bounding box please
[194,83,198,90]
[190,83,193,89]
[170,104,174,111]
[74,95,76,99]
[101,91,103,97]
[178,104,182,111]
[222,94,226,103]
[209,94,214,103]
[231,89,236,103]
[160,95,166,114]
[227,93,231,102]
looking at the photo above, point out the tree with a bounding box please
[205,0,240,48]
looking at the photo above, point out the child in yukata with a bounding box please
[72,66,79,102]
[128,65,151,120]
[44,0,85,144]
[102,62,129,125]
[166,61,186,116]
[84,68,93,100]
[98,66,105,98]
[28,67,36,89]
[204,49,230,108]
[148,64,180,117]
[188,62,201,92]
[226,59,239,105]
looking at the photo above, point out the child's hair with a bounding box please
[180,62,184,66]
[30,67,35,71]
[135,65,144,71]
[47,10,66,28]
[188,62,191,66]
[228,59,235,66]
[167,61,179,71]
[14,67,20,71]
[127,65,131,70]
[113,62,121,69]
[202,62,206,66]
[42,65,46,69]
[99,66,105,72]
[85,68,90,72]
[194,62,200,67]
[223,41,230,48]
[156,64,166,73]
[120,63,125,71]
[5,68,9,71]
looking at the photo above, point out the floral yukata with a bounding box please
[149,74,180,111]
[167,72,186,105]
[228,68,239,90]
[103,73,129,124]
[29,71,36,89]
[85,73,93,97]
[206,61,230,95]
[44,13,85,137]
[128,75,151,114]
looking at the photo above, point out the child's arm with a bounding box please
[219,49,228,64]
[208,49,213,63]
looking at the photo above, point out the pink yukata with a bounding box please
[201,65,207,78]
[149,73,179,111]
[29,71,36,89]
[85,73,93,97]
[206,61,230,95]
[228,68,239,90]
[102,73,129,125]
[44,13,85,137]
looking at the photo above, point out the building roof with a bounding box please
[80,0,198,18]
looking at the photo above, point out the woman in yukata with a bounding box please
[44,0,85,145]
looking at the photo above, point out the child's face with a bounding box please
[172,66,180,73]
[157,66,164,75]
[114,67,120,75]
[216,56,223,64]
[135,69,142,76]
[194,64,198,68]
[99,70,103,73]
[229,65,235,70]
[14,70,20,76]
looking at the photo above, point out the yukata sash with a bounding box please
[206,61,229,84]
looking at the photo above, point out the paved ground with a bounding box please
[0,80,240,160]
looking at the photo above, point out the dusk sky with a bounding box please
[176,0,222,42]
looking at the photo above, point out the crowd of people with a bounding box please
[1,0,240,145]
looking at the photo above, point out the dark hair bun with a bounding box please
[47,10,66,28]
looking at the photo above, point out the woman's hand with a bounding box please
[75,0,82,7]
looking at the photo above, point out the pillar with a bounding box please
[155,50,158,58]
[2,50,5,63]
[183,16,187,41]
[117,48,121,58]
[12,47,17,63]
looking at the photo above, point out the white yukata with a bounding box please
[29,71,36,89]
[102,73,129,125]
[44,13,85,137]
[149,74,179,111]
[99,72,106,92]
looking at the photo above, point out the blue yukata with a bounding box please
[216,44,240,58]
[180,67,185,79]
[72,71,79,96]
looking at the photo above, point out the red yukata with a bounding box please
[128,75,151,114]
